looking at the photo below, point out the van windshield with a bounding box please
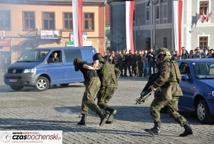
[17,49,50,62]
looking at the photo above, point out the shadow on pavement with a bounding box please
[0,118,152,137]
[54,106,201,125]
[0,106,206,134]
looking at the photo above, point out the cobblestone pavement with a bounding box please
[0,74,214,144]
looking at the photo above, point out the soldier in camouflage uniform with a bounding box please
[144,48,193,137]
[73,57,108,126]
[95,53,121,124]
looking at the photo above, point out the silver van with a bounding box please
[4,46,96,91]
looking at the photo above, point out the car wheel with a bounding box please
[60,83,69,87]
[196,100,211,123]
[10,85,23,91]
[35,76,50,91]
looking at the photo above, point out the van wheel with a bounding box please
[35,76,49,91]
[60,83,69,87]
[196,100,212,123]
[10,85,23,91]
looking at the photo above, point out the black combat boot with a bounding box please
[145,122,160,135]
[97,111,108,126]
[105,107,117,124]
[179,124,193,137]
[77,114,87,126]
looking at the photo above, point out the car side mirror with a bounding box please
[181,75,190,81]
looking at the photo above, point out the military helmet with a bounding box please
[155,48,172,61]
[93,53,105,63]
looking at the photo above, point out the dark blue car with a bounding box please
[178,58,214,123]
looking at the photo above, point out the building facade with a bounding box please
[109,0,213,52]
[0,0,108,63]
[108,0,126,52]
[135,0,214,52]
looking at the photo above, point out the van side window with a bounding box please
[64,49,81,62]
[48,51,61,63]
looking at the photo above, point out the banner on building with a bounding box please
[173,0,183,55]
[125,0,135,53]
[0,39,11,47]
[40,30,61,40]
[72,0,83,47]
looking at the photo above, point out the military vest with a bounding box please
[169,60,181,83]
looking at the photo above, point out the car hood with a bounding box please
[8,62,41,69]
[199,79,214,88]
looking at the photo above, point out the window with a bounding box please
[84,13,94,31]
[162,2,168,23]
[199,36,208,49]
[0,10,11,30]
[48,51,62,63]
[146,37,151,49]
[200,1,209,15]
[155,5,160,20]
[179,63,190,75]
[163,37,167,48]
[23,11,35,31]
[64,49,81,62]
[63,12,73,31]
[43,12,55,30]
[146,5,150,21]
[18,49,49,62]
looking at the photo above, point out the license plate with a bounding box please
[9,79,17,82]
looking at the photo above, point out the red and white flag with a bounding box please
[125,0,135,53]
[72,0,83,47]
[173,0,183,55]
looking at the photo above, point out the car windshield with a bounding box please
[17,49,49,62]
[193,62,214,79]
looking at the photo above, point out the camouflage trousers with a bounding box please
[150,96,188,127]
[81,77,102,115]
[97,86,117,110]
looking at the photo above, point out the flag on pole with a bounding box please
[125,0,135,53]
[173,0,183,55]
[72,0,83,47]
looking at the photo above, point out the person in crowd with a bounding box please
[146,48,156,76]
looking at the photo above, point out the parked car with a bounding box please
[178,58,214,123]
[4,46,96,91]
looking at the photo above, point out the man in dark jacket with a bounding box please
[73,57,108,126]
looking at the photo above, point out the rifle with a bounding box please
[136,90,152,104]
[136,73,158,104]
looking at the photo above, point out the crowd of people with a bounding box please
[104,47,214,77]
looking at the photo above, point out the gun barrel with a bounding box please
[136,91,152,104]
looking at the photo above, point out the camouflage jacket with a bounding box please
[98,61,121,87]
[152,60,183,100]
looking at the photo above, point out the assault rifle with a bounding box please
[136,73,158,104]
